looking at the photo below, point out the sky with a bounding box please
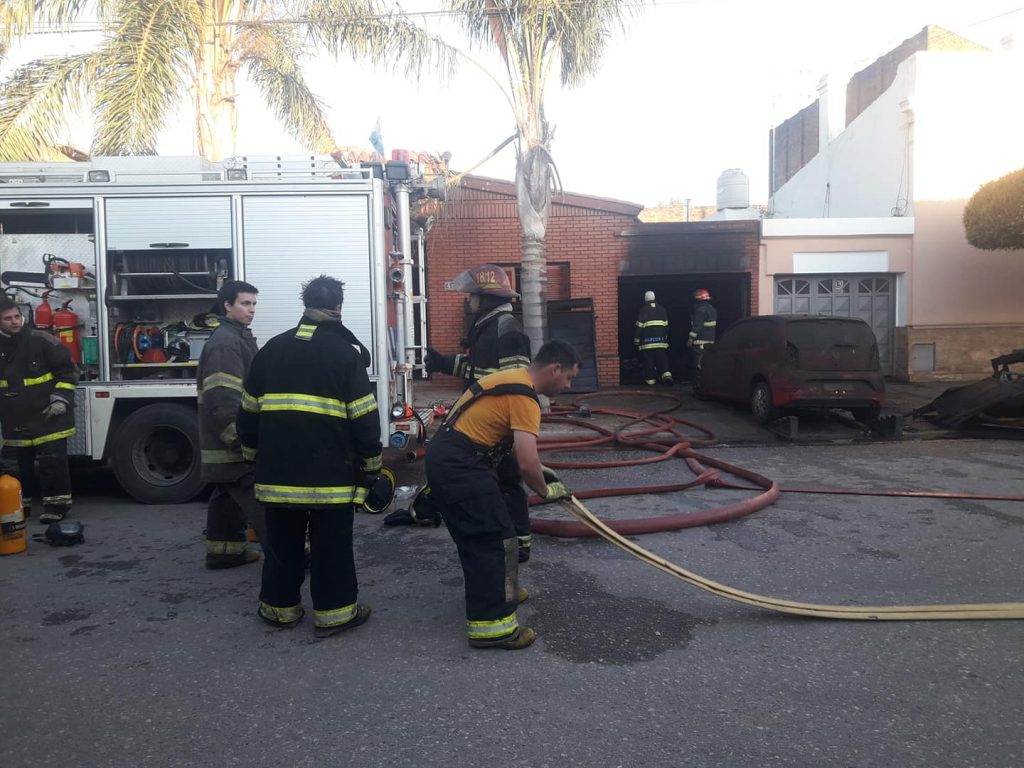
[6,0,1024,208]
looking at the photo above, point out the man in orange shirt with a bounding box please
[425,340,580,650]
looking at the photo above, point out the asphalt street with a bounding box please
[3,407,1023,766]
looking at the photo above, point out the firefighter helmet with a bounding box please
[449,264,518,298]
[644,291,656,302]
[359,467,396,514]
[693,288,711,301]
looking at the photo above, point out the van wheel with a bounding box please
[751,381,778,424]
[110,403,205,504]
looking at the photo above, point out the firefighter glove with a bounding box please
[540,465,560,484]
[425,347,443,374]
[542,481,570,504]
[42,399,67,419]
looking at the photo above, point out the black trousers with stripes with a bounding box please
[259,504,357,615]
[2,440,71,515]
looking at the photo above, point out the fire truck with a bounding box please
[0,154,433,503]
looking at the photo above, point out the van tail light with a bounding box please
[784,341,800,368]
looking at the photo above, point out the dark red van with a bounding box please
[695,315,886,423]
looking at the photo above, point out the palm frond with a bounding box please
[91,0,204,154]
[300,0,458,80]
[0,52,97,161]
[238,25,336,152]
[0,0,40,55]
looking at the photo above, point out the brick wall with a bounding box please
[424,177,640,387]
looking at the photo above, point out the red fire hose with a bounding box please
[527,389,1024,539]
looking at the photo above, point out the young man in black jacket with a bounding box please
[0,297,78,523]
[238,275,382,638]
[197,280,263,569]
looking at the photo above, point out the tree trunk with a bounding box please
[515,138,552,355]
[194,9,238,162]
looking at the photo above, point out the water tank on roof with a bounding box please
[716,168,749,210]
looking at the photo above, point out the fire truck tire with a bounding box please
[111,402,205,505]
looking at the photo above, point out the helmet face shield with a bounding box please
[360,467,396,514]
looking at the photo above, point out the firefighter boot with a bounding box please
[518,587,529,604]
[314,604,372,639]
[206,548,260,569]
[469,626,537,650]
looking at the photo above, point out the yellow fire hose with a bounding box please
[559,495,1024,621]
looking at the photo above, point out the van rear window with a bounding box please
[785,319,878,370]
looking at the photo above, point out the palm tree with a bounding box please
[449,0,638,351]
[0,0,454,161]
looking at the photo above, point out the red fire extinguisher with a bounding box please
[54,300,82,364]
[35,291,54,331]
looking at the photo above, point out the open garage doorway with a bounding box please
[618,273,750,385]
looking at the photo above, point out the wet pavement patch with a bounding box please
[528,561,713,665]
[42,608,92,626]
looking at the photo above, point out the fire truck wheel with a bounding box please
[111,402,205,504]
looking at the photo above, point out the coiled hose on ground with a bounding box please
[527,390,1024,621]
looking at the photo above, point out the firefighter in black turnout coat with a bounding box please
[237,276,382,638]
[688,288,717,381]
[0,297,78,523]
[634,290,673,386]
[426,340,580,650]
[425,264,535,561]
[197,280,264,569]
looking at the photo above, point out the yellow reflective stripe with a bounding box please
[241,390,260,412]
[202,449,241,464]
[241,446,258,461]
[638,342,668,350]
[467,612,519,639]
[255,484,358,505]
[472,366,497,377]
[294,324,317,340]
[42,494,72,504]
[55,381,76,391]
[498,355,530,369]
[3,427,75,447]
[688,331,698,338]
[0,380,6,387]
[704,321,717,327]
[346,393,377,419]
[24,372,54,386]
[201,372,243,392]
[314,603,357,628]
[218,422,238,445]
[638,320,668,328]
[259,602,304,624]
[206,539,246,555]
[361,454,382,473]
[694,340,714,347]
[260,393,348,418]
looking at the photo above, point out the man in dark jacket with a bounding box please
[238,275,382,638]
[0,297,78,523]
[198,280,263,569]
[424,264,535,560]
[634,290,673,386]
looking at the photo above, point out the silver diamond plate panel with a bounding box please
[67,388,88,456]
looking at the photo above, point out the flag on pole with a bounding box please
[369,117,384,158]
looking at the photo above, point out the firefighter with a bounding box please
[0,296,78,523]
[688,288,718,382]
[238,275,382,638]
[198,280,264,569]
[426,340,580,650]
[634,290,673,386]
[424,264,535,562]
